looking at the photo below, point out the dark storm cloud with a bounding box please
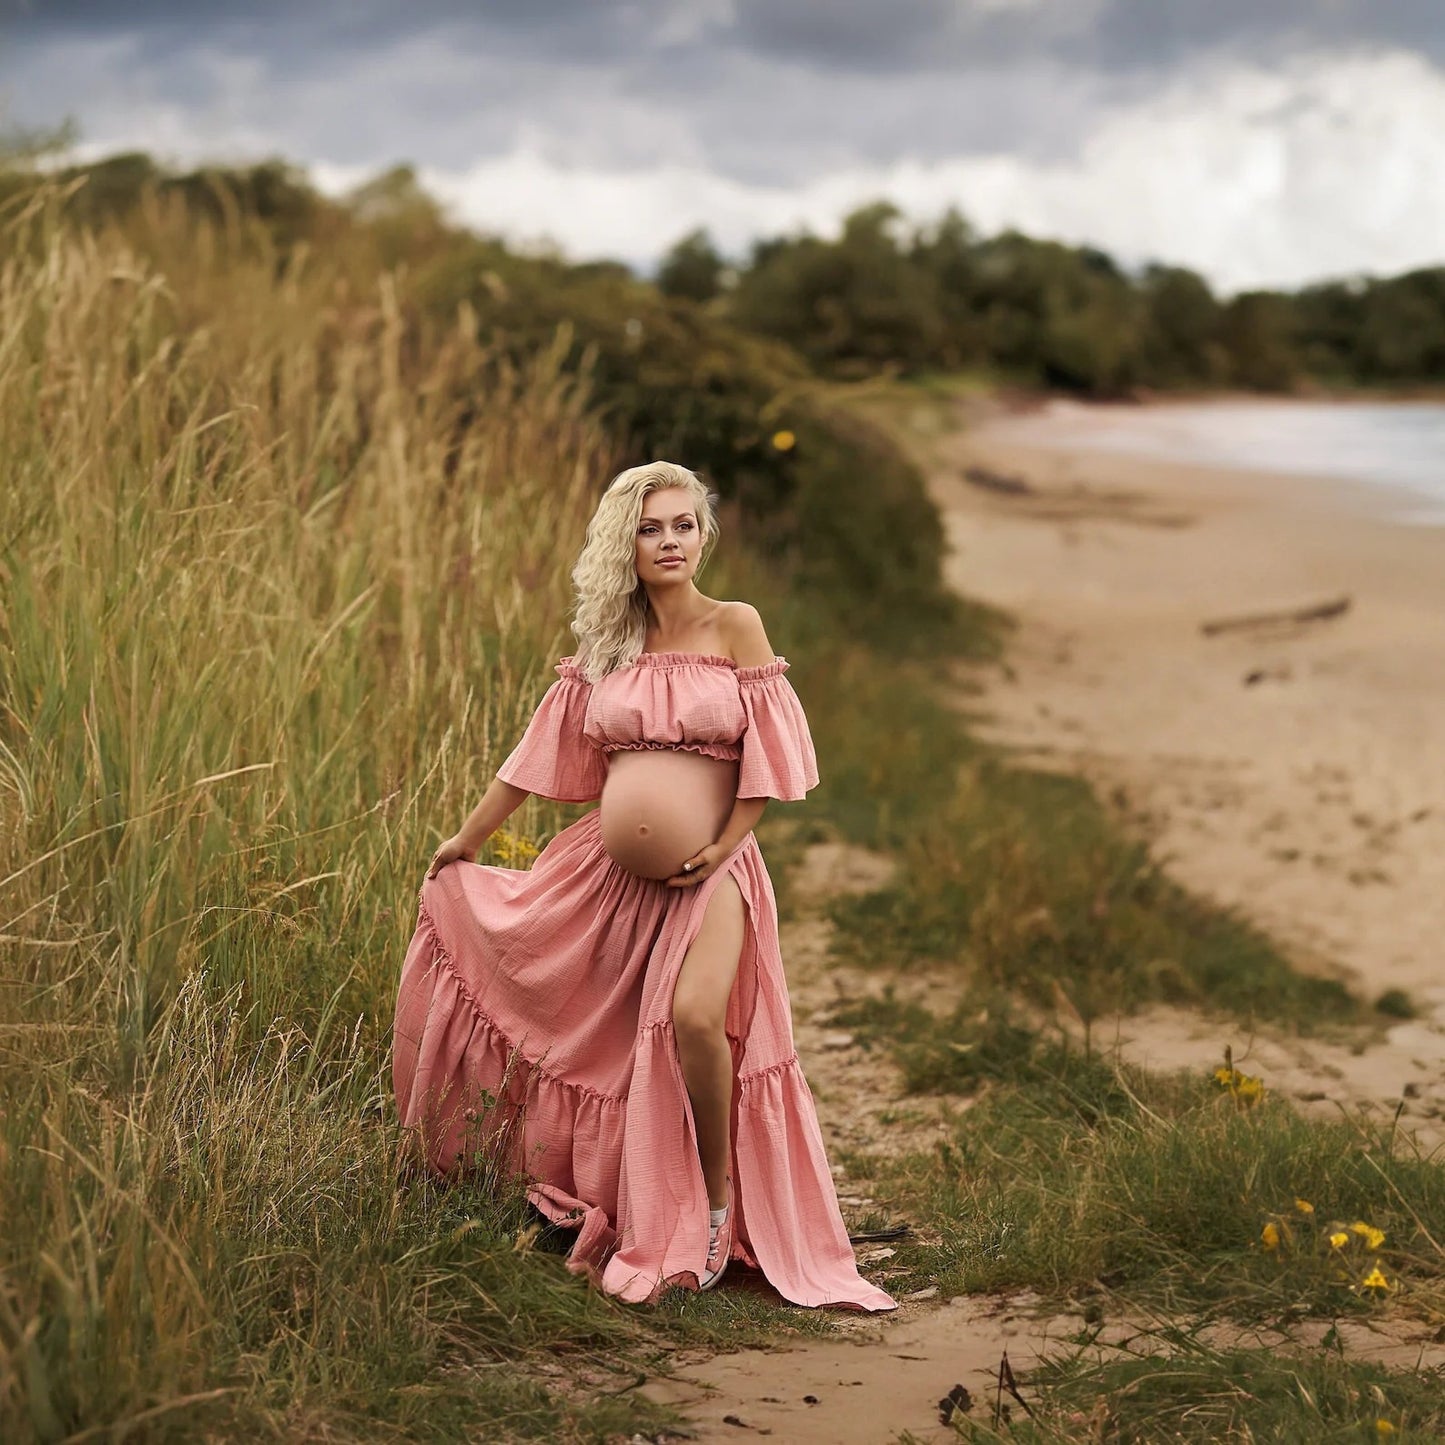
[726,0,969,70]
[6,1,1443,77]
[1088,0,1445,73]
[0,0,695,59]
[49,0,1267,85]
[726,0,1445,75]
[2,0,1442,187]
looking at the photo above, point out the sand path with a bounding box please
[642,838,1077,1443]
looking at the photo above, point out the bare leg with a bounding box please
[671,872,745,1209]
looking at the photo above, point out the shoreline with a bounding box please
[973,394,1445,528]
[926,404,1445,1127]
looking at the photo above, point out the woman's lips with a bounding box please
[657,558,685,567]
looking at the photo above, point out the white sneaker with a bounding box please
[700,1190,733,1292]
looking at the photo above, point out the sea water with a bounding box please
[1010,400,1445,526]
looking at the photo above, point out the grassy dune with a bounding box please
[0,184,822,1442]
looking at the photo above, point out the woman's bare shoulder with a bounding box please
[718,600,775,669]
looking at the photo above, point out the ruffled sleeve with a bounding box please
[735,657,820,802]
[495,658,608,803]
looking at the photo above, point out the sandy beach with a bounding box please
[927,402,1445,1130]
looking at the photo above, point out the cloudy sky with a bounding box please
[2,1,1443,293]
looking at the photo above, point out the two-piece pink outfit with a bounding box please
[391,651,895,1311]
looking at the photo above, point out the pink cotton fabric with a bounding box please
[392,652,895,1312]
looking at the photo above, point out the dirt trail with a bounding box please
[645,1288,1084,1443]
[642,837,1078,1443]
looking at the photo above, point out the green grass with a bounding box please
[1374,989,1417,1021]
[829,1007,1445,1323]
[792,657,1357,1030]
[929,1330,1445,1443]
[0,186,828,1443]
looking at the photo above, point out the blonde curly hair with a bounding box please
[569,460,720,682]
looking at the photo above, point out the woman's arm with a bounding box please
[714,796,768,857]
[427,775,531,877]
[714,599,783,853]
[456,775,531,852]
[665,781,769,891]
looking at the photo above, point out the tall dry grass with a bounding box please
[0,183,707,1440]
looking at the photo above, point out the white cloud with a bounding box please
[957,48,1445,292]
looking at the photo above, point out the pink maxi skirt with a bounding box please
[392,807,895,1311]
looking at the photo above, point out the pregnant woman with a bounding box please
[391,460,894,1312]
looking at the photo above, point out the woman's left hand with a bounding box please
[667,841,728,888]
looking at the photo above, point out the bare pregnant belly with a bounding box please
[600,748,739,880]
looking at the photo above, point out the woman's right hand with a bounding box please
[427,835,476,878]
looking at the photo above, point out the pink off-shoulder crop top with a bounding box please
[495,651,820,805]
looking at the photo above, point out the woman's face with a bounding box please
[634,487,703,584]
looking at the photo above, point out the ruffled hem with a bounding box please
[735,657,790,683]
[735,1052,895,1311]
[635,650,739,669]
[736,663,819,800]
[392,906,628,1216]
[416,896,628,1106]
[583,649,792,683]
[601,739,742,763]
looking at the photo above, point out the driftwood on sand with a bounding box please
[963,465,1033,496]
[1200,595,1352,637]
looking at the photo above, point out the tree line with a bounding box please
[6,151,1441,411]
[659,203,1445,396]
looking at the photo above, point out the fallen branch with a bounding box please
[1200,595,1351,637]
[963,465,1033,496]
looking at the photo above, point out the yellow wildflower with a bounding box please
[771,429,797,452]
[1328,1231,1350,1250]
[1350,1222,1386,1250]
[1359,1266,1392,1296]
[1294,1198,1315,1216]
[492,828,540,867]
[1376,1421,1396,1436]
[1261,1221,1281,1250]
[1210,1051,1265,1105]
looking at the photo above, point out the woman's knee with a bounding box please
[672,997,725,1046]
